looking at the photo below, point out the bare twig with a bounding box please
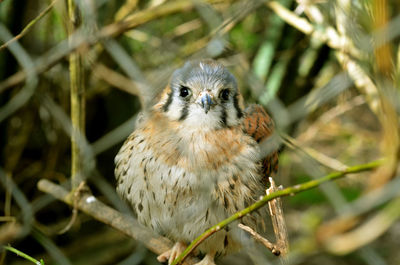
[238,179,289,257]
[238,223,280,255]
[0,0,57,52]
[267,177,289,256]
[58,181,87,234]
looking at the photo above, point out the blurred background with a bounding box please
[0,0,399,264]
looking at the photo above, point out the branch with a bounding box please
[0,0,57,52]
[266,178,289,256]
[238,223,280,255]
[171,159,382,265]
[36,179,199,265]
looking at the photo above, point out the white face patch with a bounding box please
[183,104,223,129]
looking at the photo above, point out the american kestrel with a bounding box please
[115,59,278,265]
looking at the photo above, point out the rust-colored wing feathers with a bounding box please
[242,104,279,183]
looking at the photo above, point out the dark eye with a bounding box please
[179,86,191,98]
[220,89,230,101]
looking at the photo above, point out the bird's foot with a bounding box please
[194,252,216,265]
[157,241,187,265]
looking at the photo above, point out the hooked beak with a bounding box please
[197,91,214,114]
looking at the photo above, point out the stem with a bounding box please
[0,0,57,52]
[3,246,45,265]
[171,159,382,265]
[68,0,85,189]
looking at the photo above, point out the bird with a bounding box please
[115,59,278,265]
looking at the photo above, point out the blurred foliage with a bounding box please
[0,0,400,264]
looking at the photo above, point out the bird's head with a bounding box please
[156,59,244,129]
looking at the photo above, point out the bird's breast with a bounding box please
[146,115,260,173]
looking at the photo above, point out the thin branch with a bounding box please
[0,0,57,52]
[171,159,382,265]
[58,181,87,234]
[267,178,289,256]
[238,224,280,255]
[238,178,288,257]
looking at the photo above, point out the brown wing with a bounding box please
[242,104,279,185]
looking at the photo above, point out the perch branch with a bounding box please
[36,179,199,265]
[171,159,382,265]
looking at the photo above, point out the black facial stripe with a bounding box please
[220,105,228,127]
[162,92,173,112]
[179,102,189,121]
[233,93,243,118]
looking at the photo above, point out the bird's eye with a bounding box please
[179,86,191,98]
[220,89,230,101]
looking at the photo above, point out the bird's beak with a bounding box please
[197,91,214,114]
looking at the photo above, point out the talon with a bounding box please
[157,249,171,263]
[157,241,186,265]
